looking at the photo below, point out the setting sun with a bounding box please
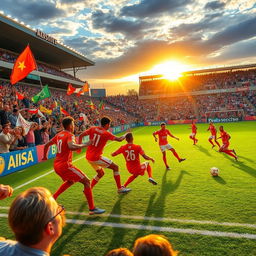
[149,61,189,80]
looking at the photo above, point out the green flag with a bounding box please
[98,101,105,110]
[31,85,51,103]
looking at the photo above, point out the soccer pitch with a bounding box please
[0,122,256,256]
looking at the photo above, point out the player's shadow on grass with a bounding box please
[97,196,126,255]
[237,155,255,163]
[195,145,212,157]
[212,176,226,185]
[52,202,87,256]
[232,161,256,179]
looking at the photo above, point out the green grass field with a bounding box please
[1,122,256,256]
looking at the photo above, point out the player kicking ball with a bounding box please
[111,133,157,187]
[153,123,186,170]
[218,126,237,160]
[207,122,220,149]
[189,120,198,145]
[43,117,105,215]
[78,116,131,194]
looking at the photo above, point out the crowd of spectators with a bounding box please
[0,49,81,82]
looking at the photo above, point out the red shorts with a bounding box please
[220,142,229,151]
[127,162,149,176]
[54,163,86,182]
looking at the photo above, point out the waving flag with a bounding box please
[31,85,51,103]
[16,91,25,100]
[60,107,70,116]
[39,105,52,115]
[98,101,105,110]
[10,45,37,85]
[67,83,76,95]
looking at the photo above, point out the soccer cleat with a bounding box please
[148,178,157,185]
[233,149,237,156]
[179,158,186,163]
[89,207,105,215]
[212,145,216,149]
[166,166,171,170]
[118,186,131,194]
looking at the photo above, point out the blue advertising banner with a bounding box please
[0,147,38,177]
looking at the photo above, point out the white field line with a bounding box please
[0,213,255,240]
[0,207,255,230]
[13,127,145,191]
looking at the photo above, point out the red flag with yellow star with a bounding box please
[10,45,37,85]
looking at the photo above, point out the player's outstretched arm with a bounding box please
[42,138,56,160]
[78,129,90,144]
[111,146,122,157]
[114,133,127,142]
[142,154,155,163]
[153,132,157,142]
[68,140,92,151]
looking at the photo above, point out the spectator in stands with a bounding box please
[0,187,65,255]
[10,127,27,151]
[106,248,133,256]
[8,109,19,128]
[0,184,13,200]
[0,123,17,153]
[0,104,10,126]
[133,234,178,256]
[26,123,37,147]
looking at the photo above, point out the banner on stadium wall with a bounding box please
[207,117,241,123]
[244,116,256,121]
[0,145,57,177]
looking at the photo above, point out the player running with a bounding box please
[207,122,220,148]
[218,126,237,160]
[78,116,131,194]
[153,123,186,170]
[111,132,157,188]
[189,120,198,145]
[43,117,105,215]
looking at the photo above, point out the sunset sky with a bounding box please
[1,0,256,94]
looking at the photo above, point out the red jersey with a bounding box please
[220,131,230,144]
[208,124,217,136]
[82,126,115,161]
[191,124,197,133]
[51,130,74,165]
[113,144,144,172]
[153,129,171,146]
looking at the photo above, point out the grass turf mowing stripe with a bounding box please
[0,214,255,240]
[1,207,255,229]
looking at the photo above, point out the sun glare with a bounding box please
[150,61,188,80]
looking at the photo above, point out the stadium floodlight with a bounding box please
[7,14,12,18]
[0,10,4,15]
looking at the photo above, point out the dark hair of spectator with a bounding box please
[62,117,74,129]
[101,116,111,127]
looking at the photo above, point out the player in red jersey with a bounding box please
[207,122,220,148]
[189,120,198,145]
[43,117,105,215]
[153,123,185,170]
[78,116,131,194]
[111,132,157,187]
[218,126,237,160]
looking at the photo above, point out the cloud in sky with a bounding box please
[1,0,256,93]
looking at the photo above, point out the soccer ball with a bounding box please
[210,167,219,177]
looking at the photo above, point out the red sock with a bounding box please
[114,172,122,189]
[215,140,221,147]
[83,187,95,210]
[91,169,104,189]
[193,138,197,144]
[223,150,236,159]
[53,181,73,200]
[208,139,214,146]
[171,149,181,161]
[124,175,137,187]
[146,164,152,178]
[163,154,168,167]
[91,178,98,189]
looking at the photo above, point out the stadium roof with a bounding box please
[0,13,94,69]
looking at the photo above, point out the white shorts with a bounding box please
[190,133,196,137]
[209,135,216,140]
[88,156,113,171]
[160,144,173,152]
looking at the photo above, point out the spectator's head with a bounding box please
[13,109,19,116]
[8,187,64,251]
[133,234,178,256]
[62,116,74,133]
[106,248,133,256]
[160,122,166,130]
[101,116,111,129]
[125,132,133,143]
[2,123,11,134]
[4,104,10,111]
